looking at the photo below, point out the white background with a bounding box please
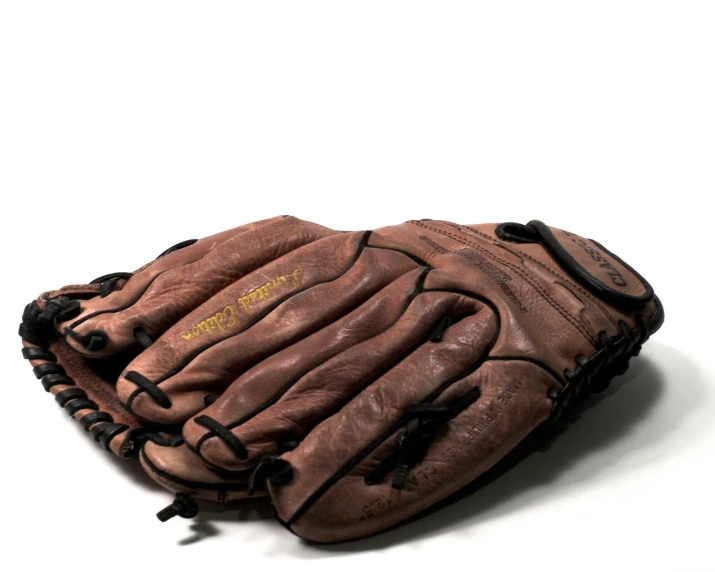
[1,2,713,571]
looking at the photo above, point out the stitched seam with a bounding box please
[450,222,620,328]
[410,221,595,346]
[504,244,619,328]
[432,221,620,328]
[434,220,496,244]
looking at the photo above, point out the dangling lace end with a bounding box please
[247,456,294,496]
[156,493,198,522]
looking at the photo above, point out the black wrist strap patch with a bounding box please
[496,220,655,306]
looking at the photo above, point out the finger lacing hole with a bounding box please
[133,327,154,349]
[124,371,172,409]
[90,272,133,297]
[247,456,294,495]
[63,327,109,352]
[194,415,248,460]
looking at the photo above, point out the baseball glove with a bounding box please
[19,215,663,543]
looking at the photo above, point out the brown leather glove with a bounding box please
[19,216,663,543]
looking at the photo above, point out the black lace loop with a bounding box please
[63,326,109,352]
[365,387,481,490]
[248,456,294,495]
[156,239,198,259]
[133,327,153,349]
[89,237,199,301]
[124,370,172,408]
[90,272,133,298]
[22,347,56,362]
[549,313,650,422]
[43,297,82,323]
[495,222,540,243]
[19,298,81,348]
[194,415,248,459]
[495,220,655,306]
[121,428,183,458]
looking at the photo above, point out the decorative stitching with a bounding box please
[410,221,596,346]
[430,221,620,329]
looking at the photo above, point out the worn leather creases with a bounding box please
[19,216,664,542]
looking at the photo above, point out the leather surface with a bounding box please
[22,217,663,543]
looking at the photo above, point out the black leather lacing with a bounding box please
[194,415,248,460]
[63,326,109,351]
[247,455,294,495]
[89,237,199,300]
[21,342,130,450]
[495,220,655,305]
[548,314,650,422]
[91,272,133,298]
[157,239,198,259]
[133,327,154,349]
[64,236,199,351]
[156,493,198,522]
[364,387,482,490]
[124,371,172,409]
[120,428,184,458]
[19,300,184,456]
[19,298,81,348]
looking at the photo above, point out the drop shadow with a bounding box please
[177,520,221,546]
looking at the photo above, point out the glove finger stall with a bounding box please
[182,268,426,469]
[139,442,254,503]
[267,298,498,535]
[191,283,480,472]
[60,216,337,356]
[119,233,421,425]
